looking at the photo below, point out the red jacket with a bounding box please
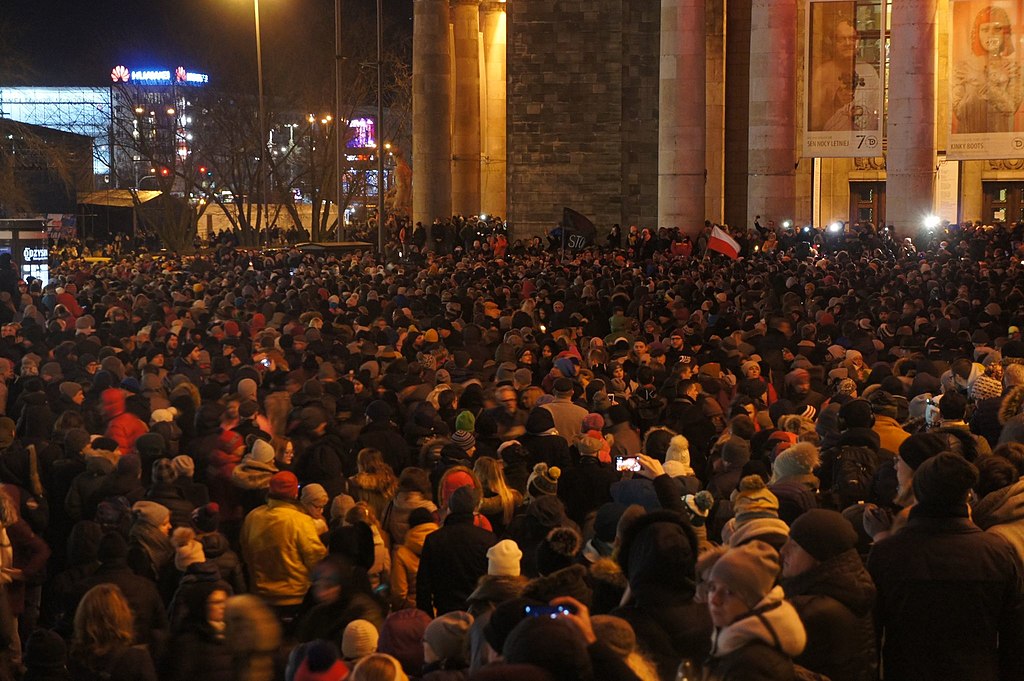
[102,389,148,453]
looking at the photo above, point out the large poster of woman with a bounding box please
[949,1,1024,159]
[804,0,885,158]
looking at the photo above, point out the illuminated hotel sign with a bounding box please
[110,65,210,86]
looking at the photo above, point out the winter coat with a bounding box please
[557,457,619,526]
[973,478,1024,573]
[161,624,233,681]
[781,549,877,681]
[198,531,246,594]
[295,588,385,643]
[354,421,410,475]
[102,390,148,453]
[702,587,806,681]
[73,560,169,650]
[4,519,49,616]
[613,511,712,680]
[230,458,276,514]
[541,398,589,445]
[144,482,195,528]
[69,645,157,681]
[240,498,328,605]
[347,470,399,522]
[391,521,438,610]
[293,431,348,499]
[867,509,1024,681]
[64,456,114,522]
[382,491,437,546]
[519,433,573,471]
[416,512,496,616]
[871,415,909,455]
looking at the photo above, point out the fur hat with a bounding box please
[730,476,779,522]
[913,452,979,515]
[708,539,780,608]
[535,526,582,576]
[771,442,820,481]
[488,539,523,577]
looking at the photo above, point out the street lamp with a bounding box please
[252,0,270,248]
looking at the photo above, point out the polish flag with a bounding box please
[707,226,741,260]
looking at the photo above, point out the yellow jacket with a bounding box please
[390,521,438,610]
[241,498,328,605]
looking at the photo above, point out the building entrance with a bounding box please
[850,181,885,228]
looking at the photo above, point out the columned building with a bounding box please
[412,0,1023,237]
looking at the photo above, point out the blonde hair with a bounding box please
[352,653,409,681]
[72,584,134,660]
[474,456,516,526]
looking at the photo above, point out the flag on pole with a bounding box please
[707,226,741,260]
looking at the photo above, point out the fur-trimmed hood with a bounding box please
[521,563,593,605]
[999,384,1024,425]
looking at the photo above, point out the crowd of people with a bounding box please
[0,219,1020,680]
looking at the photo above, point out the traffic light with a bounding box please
[198,165,207,175]
[160,167,171,177]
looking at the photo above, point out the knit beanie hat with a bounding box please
[787,509,859,562]
[378,609,432,676]
[192,502,221,533]
[898,432,949,471]
[771,442,820,481]
[527,462,560,498]
[448,484,481,514]
[913,452,979,515]
[249,438,276,465]
[455,410,476,433]
[172,454,195,479]
[148,409,176,426]
[451,430,476,452]
[525,408,556,435]
[59,381,82,400]
[132,500,170,527]
[720,437,751,469]
[424,611,474,662]
[535,526,582,576]
[839,399,874,429]
[269,471,299,500]
[341,619,380,661]
[488,539,523,576]
[65,428,91,455]
[708,539,780,608]
[171,527,206,571]
[730,476,779,523]
[970,375,1003,401]
[301,483,329,509]
[365,400,393,422]
[152,458,178,484]
[24,628,67,672]
[295,641,350,681]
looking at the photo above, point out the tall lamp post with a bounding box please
[253,0,270,248]
[376,0,385,254]
[335,0,345,242]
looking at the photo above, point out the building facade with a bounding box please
[412,0,1024,237]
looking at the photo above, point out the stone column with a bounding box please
[887,0,936,236]
[481,2,506,219]
[451,0,482,217]
[960,161,983,223]
[723,0,751,229]
[746,0,796,229]
[658,0,706,235]
[705,0,726,225]
[413,0,453,229]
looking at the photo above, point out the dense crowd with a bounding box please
[0,220,1021,681]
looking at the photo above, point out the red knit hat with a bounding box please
[269,471,299,500]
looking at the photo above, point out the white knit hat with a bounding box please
[342,619,380,660]
[248,438,275,465]
[487,539,523,577]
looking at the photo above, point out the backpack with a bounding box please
[830,445,881,509]
[631,388,665,433]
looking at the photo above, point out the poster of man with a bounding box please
[805,0,884,157]
[949,1,1024,159]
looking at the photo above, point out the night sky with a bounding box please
[1,0,413,91]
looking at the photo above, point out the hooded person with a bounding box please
[612,510,712,680]
[702,540,807,681]
[230,437,279,513]
[768,442,821,525]
[100,388,148,454]
[780,509,877,681]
